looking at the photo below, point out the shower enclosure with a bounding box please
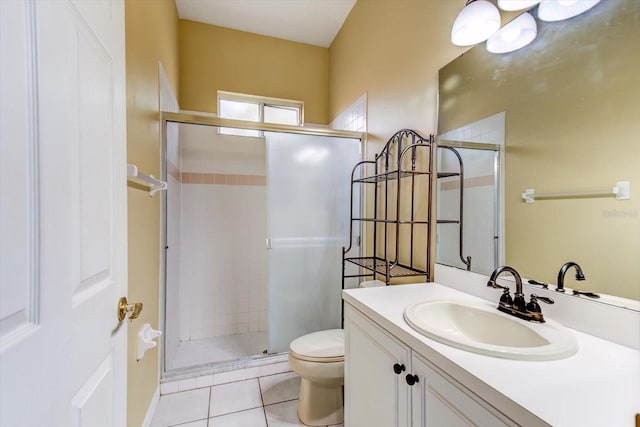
[161,113,363,377]
[436,144,501,275]
[436,112,505,276]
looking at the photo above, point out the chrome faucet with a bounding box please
[487,265,554,322]
[556,262,585,293]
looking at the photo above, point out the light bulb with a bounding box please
[538,0,601,22]
[451,0,501,46]
[497,0,542,11]
[487,12,537,53]
[500,26,522,42]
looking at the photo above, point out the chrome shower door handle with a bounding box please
[266,237,272,250]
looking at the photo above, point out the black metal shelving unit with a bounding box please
[342,129,435,288]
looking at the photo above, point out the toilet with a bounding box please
[288,329,345,426]
[288,279,385,426]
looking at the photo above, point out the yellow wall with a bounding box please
[330,1,466,140]
[179,20,330,124]
[124,0,179,426]
[329,0,467,278]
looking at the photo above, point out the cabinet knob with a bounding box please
[393,363,406,375]
[405,374,419,386]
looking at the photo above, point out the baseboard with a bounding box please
[141,386,160,427]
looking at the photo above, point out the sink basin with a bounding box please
[404,299,578,360]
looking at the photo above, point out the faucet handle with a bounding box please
[533,294,554,304]
[487,280,508,290]
[572,289,600,298]
[488,281,513,305]
[528,279,549,289]
[526,294,554,313]
[499,288,513,306]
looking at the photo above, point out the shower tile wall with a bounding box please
[330,92,367,133]
[179,124,268,343]
[438,112,505,146]
[330,93,367,290]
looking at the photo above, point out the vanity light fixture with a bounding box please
[497,0,541,11]
[451,0,502,46]
[487,12,537,53]
[537,0,601,22]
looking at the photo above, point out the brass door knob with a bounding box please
[118,297,143,322]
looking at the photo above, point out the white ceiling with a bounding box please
[175,0,357,48]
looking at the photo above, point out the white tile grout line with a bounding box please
[206,405,271,424]
[257,375,268,426]
[161,365,293,395]
[207,386,212,421]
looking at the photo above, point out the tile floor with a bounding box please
[151,371,343,427]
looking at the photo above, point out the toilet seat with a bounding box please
[289,329,344,363]
[289,351,344,363]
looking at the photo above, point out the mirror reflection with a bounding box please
[437,0,640,301]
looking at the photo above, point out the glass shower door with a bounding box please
[266,132,361,353]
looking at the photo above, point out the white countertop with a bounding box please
[343,283,640,427]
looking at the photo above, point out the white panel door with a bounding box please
[0,1,127,426]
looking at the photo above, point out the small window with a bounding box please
[264,105,300,125]
[219,99,260,122]
[218,91,304,137]
[219,99,261,137]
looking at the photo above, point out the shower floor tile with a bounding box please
[171,331,268,369]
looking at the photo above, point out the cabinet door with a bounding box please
[345,306,412,427]
[411,354,515,427]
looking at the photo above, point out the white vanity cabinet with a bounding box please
[410,353,515,427]
[344,303,412,426]
[345,304,516,427]
[344,283,640,427]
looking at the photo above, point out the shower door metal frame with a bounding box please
[436,139,503,273]
[159,111,364,378]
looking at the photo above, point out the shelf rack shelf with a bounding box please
[436,219,460,224]
[344,256,428,279]
[355,218,430,224]
[342,129,435,287]
[354,170,431,184]
[437,171,461,179]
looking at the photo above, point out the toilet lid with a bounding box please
[289,329,344,362]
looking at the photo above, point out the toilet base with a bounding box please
[297,378,344,426]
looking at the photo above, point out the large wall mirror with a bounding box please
[437,0,639,303]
